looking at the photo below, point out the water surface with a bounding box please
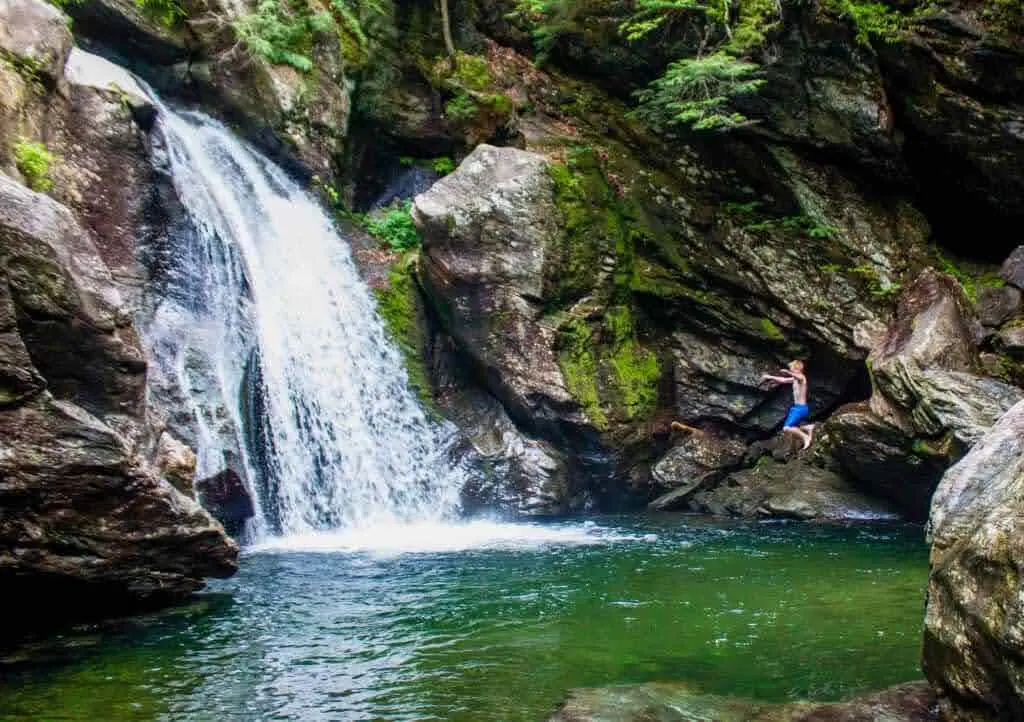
[0,516,928,721]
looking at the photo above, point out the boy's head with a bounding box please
[788,359,805,373]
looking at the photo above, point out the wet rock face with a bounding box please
[0,173,238,621]
[924,400,1024,721]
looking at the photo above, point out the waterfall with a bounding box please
[128,72,467,537]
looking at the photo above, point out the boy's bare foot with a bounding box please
[800,424,815,450]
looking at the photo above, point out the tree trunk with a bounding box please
[440,0,456,60]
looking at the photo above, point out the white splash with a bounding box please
[247,520,639,555]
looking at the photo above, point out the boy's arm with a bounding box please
[761,374,794,384]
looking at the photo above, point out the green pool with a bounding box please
[0,516,929,721]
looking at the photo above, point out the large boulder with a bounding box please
[685,458,899,521]
[415,144,586,438]
[923,399,1024,721]
[827,269,1023,518]
[0,173,237,622]
[0,0,73,82]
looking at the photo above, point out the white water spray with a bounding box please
[132,77,466,537]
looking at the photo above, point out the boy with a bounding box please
[761,360,814,450]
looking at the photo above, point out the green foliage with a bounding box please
[367,201,421,252]
[444,93,478,120]
[431,157,456,176]
[759,317,785,342]
[850,263,901,300]
[822,0,906,45]
[631,51,764,131]
[234,0,379,72]
[558,317,608,429]
[134,0,185,27]
[14,139,55,193]
[431,52,512,123]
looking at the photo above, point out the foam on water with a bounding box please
[247,520,640,555]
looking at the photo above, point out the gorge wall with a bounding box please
[2,0,1024,677]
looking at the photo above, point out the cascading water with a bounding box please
[131,70,468,538]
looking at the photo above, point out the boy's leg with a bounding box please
[785,425,812,450]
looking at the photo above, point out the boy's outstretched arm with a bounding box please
[761,374,794,384]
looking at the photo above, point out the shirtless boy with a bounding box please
[761,360,814,450]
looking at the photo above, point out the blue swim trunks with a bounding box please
[784,404,809,428]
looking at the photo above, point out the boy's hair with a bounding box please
[788,359,805,371]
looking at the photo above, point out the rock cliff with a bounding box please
[1,0,237,629]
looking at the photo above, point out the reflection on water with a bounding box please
[0,516,928,722]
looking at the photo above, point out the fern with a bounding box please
[632,52,764,130]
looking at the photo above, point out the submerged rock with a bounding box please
[923,399,1024,721]
[549,680,937,721]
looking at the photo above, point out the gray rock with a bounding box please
[1000,245,1024,289]
[0,173,237,620]
[448,385,571,515]
[648,432,746,510]
[0,173,147,420]
[997,321,1024,355]
[0,394,238,611]
[976,285,1021,327]
[688,459,899,521]
[415,145,583,431]
[0,0,73,82]
[195,468,255,538]
[923,400,1024,721]
[828,269,1020,518]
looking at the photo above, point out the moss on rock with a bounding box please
[372,251,434,409]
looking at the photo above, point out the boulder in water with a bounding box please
[923,399,1024,720]
[195,469,255,538]
[686,458,898,521]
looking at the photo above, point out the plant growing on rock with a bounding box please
[367,202,421,252]
[232,0,379,72]
[13,139,55,193]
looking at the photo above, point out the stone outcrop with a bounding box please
[414,133,928,508]
[61,0,352,184]
[415,145,587,440]
[648,432,746,511]
[923,399,1024,721]
[825,269,1023,518]
[550,680,938,722]
[685,459,898,521]
[0,173,238,622]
